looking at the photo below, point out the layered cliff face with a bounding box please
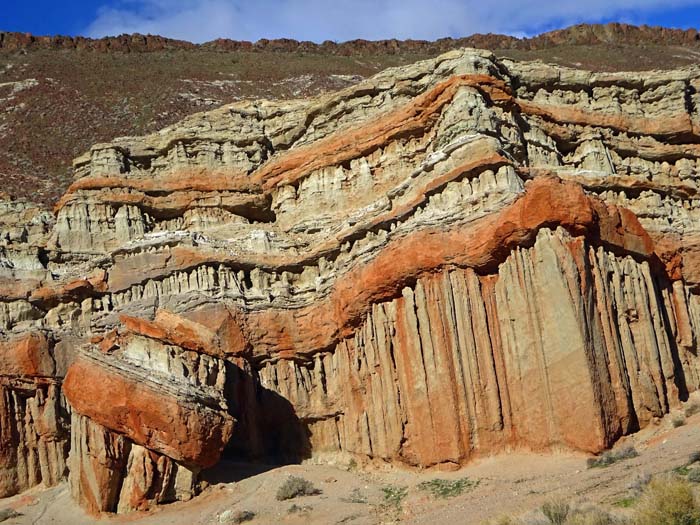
[2,48,700,513]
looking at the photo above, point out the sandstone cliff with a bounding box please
[2,48,700,514]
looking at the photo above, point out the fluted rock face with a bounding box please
[0,333,69,497]
[245,227,698,467]
[2,48,700,512]
[68,412,199,514]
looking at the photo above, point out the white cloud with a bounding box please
[85,0,700,43]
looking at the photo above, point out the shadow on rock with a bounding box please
[202,361,312,485]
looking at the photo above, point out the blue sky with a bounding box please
[3,0,700,43]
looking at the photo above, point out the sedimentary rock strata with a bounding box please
[2,48,700,512]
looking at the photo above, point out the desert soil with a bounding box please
[2,397,699,525]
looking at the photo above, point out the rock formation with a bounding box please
[1,47,700,513]
[2,23,699,54]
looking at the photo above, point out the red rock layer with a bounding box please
[0,333,54,377]
[244,228,698,467]
[222,176,656,361]
[63,358,233,469]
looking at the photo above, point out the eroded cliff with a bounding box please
[2,48,700,513]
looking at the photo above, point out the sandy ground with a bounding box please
[2,402,699,525]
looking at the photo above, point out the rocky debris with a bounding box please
[0,79,38,100]
[1,47,700,514]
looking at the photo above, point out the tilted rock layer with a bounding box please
[2,48,700,512]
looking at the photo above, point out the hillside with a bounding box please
[1,22,699,205]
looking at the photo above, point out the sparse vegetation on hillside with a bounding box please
[417,477,480,498]
[381,485,408,508]
[673,452,700,484]
[674,453,700,478]
[0,49,425,206]
[587,447,639,469]
[635,477,700,525]
[491,476,700,525]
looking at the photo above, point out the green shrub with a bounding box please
[634,477,700,525]
[275,476,321,501]
[614,496,638,508]
[587,447,638,469]
[417,477,479,498]
[688,469,700,483]
[381,485,408,508]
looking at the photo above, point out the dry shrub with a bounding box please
[672,415,687,428]
[542,500,570,525]
[634,477,700,525]
[275,476,321,501]
[587,447,638,469]
[685,402,700,418]
[566,509,619,525]
[689,451,700,465]
[484,477,700,525]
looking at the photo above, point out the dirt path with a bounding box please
[2,406,699,525]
